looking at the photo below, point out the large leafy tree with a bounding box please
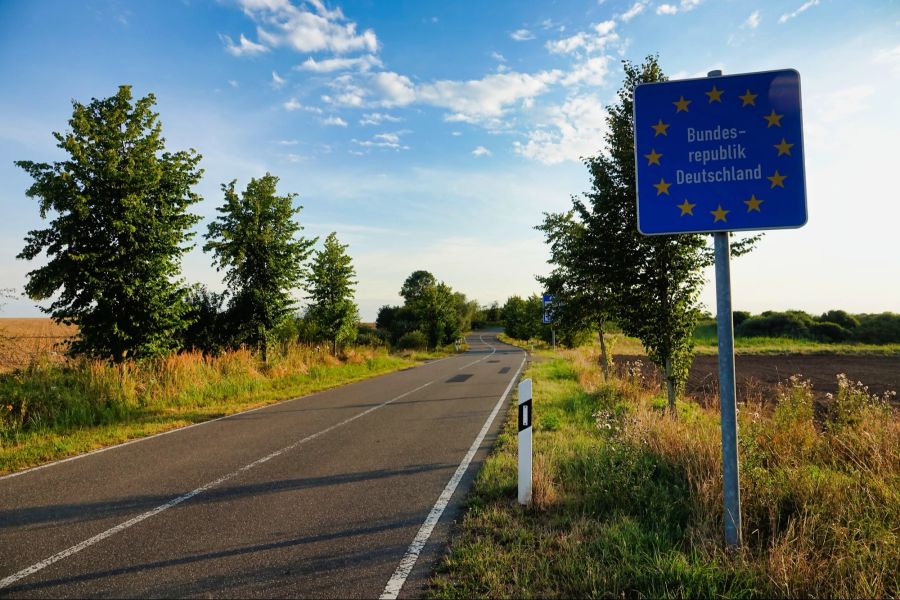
[400,271,462,348]
[204,174,315,362]
[305,232,359,354]
[16,86,202,360]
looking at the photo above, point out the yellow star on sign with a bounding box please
[744,194,764,212]
[673,96,692,113]
[738,89,757,107]
[652,119,670,136]
[705,85,724,103]
[763,110,783,127]
[711,204,730,223]
[654,178,672,195]
[774,138,794,156]
[678,199,696,216]
[768,170,787,188]
[644,148,662,166]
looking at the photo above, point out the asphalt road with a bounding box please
[0,331,526,598]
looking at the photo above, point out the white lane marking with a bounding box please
[380,347,527,600]
[0,354,459,482]
[0,381,436,591]
[456,334,496,370]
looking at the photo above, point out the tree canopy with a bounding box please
[305,232,359,354]
[16,85,202,360]
[204,173,316,361]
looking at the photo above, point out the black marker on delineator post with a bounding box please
[517,378,533,505]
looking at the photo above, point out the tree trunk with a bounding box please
[664,357,676,414]
[598,327,610,381]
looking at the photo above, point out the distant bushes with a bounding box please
[729,310,900,344]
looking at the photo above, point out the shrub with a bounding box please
[736,311,813,338]
[853,312,900,344]
[732,310,751,327]
[355,324,386,348]
[808,321,851,343]
[396,330,428,351]
[818,310,859,330]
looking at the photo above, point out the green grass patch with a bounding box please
[430,349,899,598]
[0,345,451,474]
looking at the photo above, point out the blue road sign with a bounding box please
[542,294,553,324]
[634,69,806,235]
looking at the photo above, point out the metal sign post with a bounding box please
[517,378,533,505]
[633,68,807,548]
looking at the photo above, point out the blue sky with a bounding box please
[1,0,898,321]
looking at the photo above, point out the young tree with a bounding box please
[204,174,315,362]
[16,86,202,360]
[305,232,360,354]
[572,57,756,411]
[537,211,614,375]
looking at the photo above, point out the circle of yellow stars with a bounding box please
[643,78,797,226]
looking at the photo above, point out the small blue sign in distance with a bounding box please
[633,69,806,235]
[542,294,553,324]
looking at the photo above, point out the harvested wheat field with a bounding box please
[0,318,76,373]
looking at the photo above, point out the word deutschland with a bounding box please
[676,164,762,185]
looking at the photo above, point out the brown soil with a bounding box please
[615,353,899,407]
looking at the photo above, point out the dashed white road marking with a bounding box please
[0,381,436,591]
[380,340,527,600]
[456,334,497,370]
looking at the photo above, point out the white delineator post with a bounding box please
[517,378,533,505]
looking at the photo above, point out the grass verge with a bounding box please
[0,343,456,475]
[429,348,899,598]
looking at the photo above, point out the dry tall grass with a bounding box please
[561,345,900,598]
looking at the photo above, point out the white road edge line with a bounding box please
[456,334,496,370]
[0,354,459,482]
[380,345,527,600]
[0,380,436,591]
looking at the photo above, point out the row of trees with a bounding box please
[535,57,758,411]
[17,86,360,361]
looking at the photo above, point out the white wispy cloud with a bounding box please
[620,1,648,22]
[656,0,702,15]
[237,0,377,54]
[370,71,417,106]
[491,51,506,62]
[417,70,562,123]
[283,98,323,113]
[510,28,535,41]
[472,146,492,157]
[779,0,819,24]
[560,55,611,87]
[359,112,401,126]
[322,116,348,126]
[546,20,617,54]
[277,139,299,145]
[353,131,409,150]
[219,33,269,56]
[873,44,900,74]
[271,70,286,88]
[296,54,382,72]
[743,10,761,29]
[514,94,608,164]
[228,79,239,88]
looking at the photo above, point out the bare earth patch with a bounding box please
[616,353,900,406]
